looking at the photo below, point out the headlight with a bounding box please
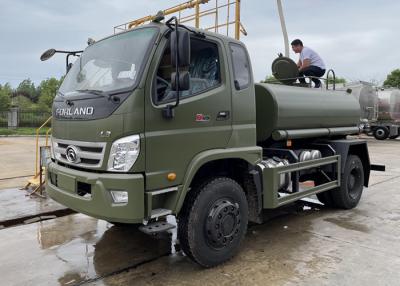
[110,190,128,204]
[107,135,140,172]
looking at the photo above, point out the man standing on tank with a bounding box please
[291,39,326,88]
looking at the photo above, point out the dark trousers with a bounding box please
[299,66,325,85]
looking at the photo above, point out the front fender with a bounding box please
[174,146,262,213]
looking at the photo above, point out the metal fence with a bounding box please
[0,109,51,128]
[0,110,7,127]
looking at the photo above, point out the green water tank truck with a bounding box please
[44,17,382,267]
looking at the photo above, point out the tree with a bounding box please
[16,79,38,102]
[0,84,12,110]
[12,96,35,110]
[260,75,278,83]
[37,77,63,111]
[327,76,346,84]
[383,69,400,88]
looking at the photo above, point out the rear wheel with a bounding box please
[389,135,399,140]
[316,155,364,209]
[178,177,248,268]
[373,126,389,140]
[333,155,364,209]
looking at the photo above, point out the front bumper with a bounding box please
[46,162,144,223]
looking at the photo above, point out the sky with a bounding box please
[0,0,399,87]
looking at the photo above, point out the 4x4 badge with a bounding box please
[99,130,111,137]
[195,114,211,122]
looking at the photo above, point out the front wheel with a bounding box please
[178,177,248,268]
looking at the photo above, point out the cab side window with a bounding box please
[154,38,221,105]
[230,43,250,90]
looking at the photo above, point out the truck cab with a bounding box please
[46,20,373,267]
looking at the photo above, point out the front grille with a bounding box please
[52,138,106,169]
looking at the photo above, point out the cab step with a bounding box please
[150,208,172,219]
[139,220,176,235]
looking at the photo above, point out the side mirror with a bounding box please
[163,18,191,120]
[171,71,190,91]
[40,49,57,61]
[170,29,190,68]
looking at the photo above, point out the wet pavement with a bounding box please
[0,215,171,286]
[0,188,67,225]
[0,137,399,285]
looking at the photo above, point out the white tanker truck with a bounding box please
[344,82,400,140]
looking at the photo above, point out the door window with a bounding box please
[154,38,221,105]
[230,43,251,90]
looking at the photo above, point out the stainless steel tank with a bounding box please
[255,83,361,142]
[377,89,400,121]
[342,82,378,121]
[389,89,400,121]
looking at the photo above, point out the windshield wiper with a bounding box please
[75,89,120,103]
[76,89,104,95]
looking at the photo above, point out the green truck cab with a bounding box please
[46,19,375,267]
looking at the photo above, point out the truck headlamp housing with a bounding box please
[107,135,140,172]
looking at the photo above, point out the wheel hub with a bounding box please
[348,174,356,189]
[348,166,362,199]
[206,200,241,249]
[376,129,385,137]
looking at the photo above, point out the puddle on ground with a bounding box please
[99,208,326,286]
[0,203,339,286]
[323,217,370,233]
[36,215,172,285]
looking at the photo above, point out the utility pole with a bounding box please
[277,0,289,57]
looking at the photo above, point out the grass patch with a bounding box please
[0,128,51,136]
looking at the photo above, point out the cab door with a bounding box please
[144,35,232,191]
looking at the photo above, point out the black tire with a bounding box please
[389,135,399,140]
[178,177,248,268]
[330,155,364,209]
[373,126,389,140]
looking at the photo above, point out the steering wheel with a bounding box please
[156,76,171,97]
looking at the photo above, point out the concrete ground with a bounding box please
[0,137,46,189]
[0,137,399,285]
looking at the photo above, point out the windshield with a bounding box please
[59,27,158,96]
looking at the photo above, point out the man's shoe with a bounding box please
[314,82,321,88]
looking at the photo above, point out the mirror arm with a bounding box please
[66,54,71,73]
[65,52,82,74]
[55,50,83,55]
[172,17,180,108]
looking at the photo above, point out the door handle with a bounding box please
[216,111,230,121]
